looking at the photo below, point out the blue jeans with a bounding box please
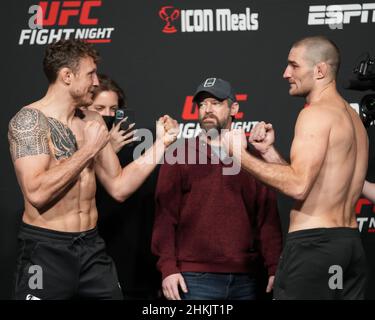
[181,272,257,300]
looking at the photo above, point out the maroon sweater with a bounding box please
[152,138,282,280]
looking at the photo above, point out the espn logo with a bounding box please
[308,3,375,25]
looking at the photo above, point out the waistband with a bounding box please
[19,222,98,242]
[286,227,360,241]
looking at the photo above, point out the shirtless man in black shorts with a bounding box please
[8,39,178,300]
[224,36,368,299]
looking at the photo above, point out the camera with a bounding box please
[345,54,375,127]
[359,94,375,128]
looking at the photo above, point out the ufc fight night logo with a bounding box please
[308,3,375,28]
[19,0,115,45]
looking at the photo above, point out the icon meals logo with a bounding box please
[158,6,259,33]
[19,0,115,45]
[159,6,180,33]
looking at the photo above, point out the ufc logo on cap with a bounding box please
[203,78,216,87]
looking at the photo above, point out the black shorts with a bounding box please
[14,222,123,300]
[273,227,368,300]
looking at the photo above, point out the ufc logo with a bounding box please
[181,94,247,120]
[37,0,102,26]
[355,198,375,214]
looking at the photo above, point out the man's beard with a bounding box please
[199,114,231,137]
[71,88,94,107]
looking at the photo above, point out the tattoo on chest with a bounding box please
[47,118,78,160]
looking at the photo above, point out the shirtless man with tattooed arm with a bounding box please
[8,39,178,300]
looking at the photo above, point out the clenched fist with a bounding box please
[156,115,179,147]
[249,121,275,155]
[82,120,110,156]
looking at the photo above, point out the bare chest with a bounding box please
[47,117,95,196]
[47,117,78,160]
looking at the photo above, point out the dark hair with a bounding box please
[92,74,126,107]
[43,39,100,84]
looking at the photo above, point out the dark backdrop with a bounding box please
[1,0,375,299]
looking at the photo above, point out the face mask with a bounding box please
[102,115,115,131]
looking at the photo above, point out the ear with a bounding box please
[59,67,73,85]
[315,62,328,80]
[230,102,239,116]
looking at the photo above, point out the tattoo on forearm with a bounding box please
[47,118,77,160]
[8,108,50,160]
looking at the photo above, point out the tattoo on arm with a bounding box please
[8,108,50,161]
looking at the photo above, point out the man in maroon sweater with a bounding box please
[152,78,282,300]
